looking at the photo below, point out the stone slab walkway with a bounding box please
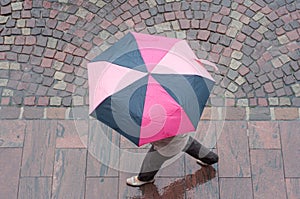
[0,119,299,199]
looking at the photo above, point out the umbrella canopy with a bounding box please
[88,32,216,146]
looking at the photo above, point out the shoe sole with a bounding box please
[126,178,155,187]
[126,180,154,187]
[196,159,209,166]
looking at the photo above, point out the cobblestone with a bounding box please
[23,107,44,119]
[50,96,62,106]
[0,0,298,111]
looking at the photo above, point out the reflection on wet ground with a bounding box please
[132,166,216,199]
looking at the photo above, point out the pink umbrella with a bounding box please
[88,32,216,146]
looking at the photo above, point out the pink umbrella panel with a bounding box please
[88,32,215,146]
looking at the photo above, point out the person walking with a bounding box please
[126,134,218,186]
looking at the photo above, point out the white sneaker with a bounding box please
[196,159,209,166]
[196,151,219,166]
[126,176,154,187]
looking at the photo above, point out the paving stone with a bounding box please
[249,107,271,120]
[199,19,209,29]
[56,120,88,148]
[50,96,62,106]
[221,0,231,7]
[248,121,281,149]
[219,35,231,47]
[11,92,23,105]
[275,108,298,120]
[225,107,247,120]
[21,120,57,176]
[7,77,20,89]
[279,55,291,64]
[208,33,219,44]
[257,97,268,106]
[52,149,86,199]
[0,62,9,70]
[0,120,26,147]
[23,106,43,119]
[290,20,300,29]
[185,10,193,19]
[264,29,278,40]
[231,19,244,30]
[72,96,84,106]
[271,57,283,68]
[69,107,89,120]
[220,178,253,199]
[179,19,190,29]
[263,82,275,93]
[36,96,49,106]
[273,18,284,28]
[286,29,299,41]
[47,88,59,98]
[18,54,30,63]
[283,23,294,32]
[227,23,239,36]
[291,83,300,97]
[1,4,12,15]
[11,2,22,11]
[216,23,226,34]
[196,30,210,41]
[283,75,295,85]
[14,36,25,48]
[236,98,249,106]
[2,88,14,96]
[230,11,242,20]
[18,177,52,199]
[1,96,10,105]
[231,50,243,59]
[250,150,286,199]
[23,96,35,106]
[227,69,238,80]
[221,15,231,25]
[86,178,119,199]
[279,97,291,106]
[241,25,254,37]
[218,121,250,177]
[235,76,246,85]
[0,0,11,7]
[0,148,22,199]
[282,64,294,76]
[288,50,300,61]
[219,75,230,88]
[286,178,300,199]
[278,35,289,44]
[178,1,189,10]
[0,106,21,119]
[86,143,119,177]
[275,87,287,97]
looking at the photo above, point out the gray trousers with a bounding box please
[138,137,212,181]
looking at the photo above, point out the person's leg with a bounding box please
[127,145,172,186]
[183,137,218,165]
[138,145,171,181]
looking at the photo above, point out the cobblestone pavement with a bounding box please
[0,0,299,199]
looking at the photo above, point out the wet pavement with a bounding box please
[1,119,299,198]
[0,0,299,199]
